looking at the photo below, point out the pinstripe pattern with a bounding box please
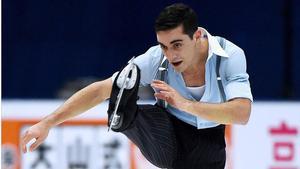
[123,105,177,168]
[122,105,226,169]
[170,114,226,169]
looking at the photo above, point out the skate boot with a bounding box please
[107,58,141,132]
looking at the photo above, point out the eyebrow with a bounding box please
[157,42,167,48]
[170,39,183,44]
[157,39,183,47]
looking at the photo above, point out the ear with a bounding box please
[193,29,202,41]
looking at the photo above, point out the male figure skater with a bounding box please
[21,3,252,169]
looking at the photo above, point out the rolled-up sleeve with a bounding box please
[133,45,162,86]
[223,48,253,101]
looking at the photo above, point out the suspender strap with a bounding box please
[216,37,226,102]
[157,53,169,108]
[160,58,169,82]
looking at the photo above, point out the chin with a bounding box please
[173,66,185,73]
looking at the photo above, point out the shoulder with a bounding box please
[223,38,245,57]
[218,38,248,78]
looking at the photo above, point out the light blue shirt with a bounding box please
[133,28,253,129]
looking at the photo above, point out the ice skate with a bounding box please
[107,57,140,132]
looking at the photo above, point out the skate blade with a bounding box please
[108,57,136,132]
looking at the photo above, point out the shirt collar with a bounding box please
[199,27,229,60]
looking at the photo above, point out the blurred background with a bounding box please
[3,0,300,99]
[2,0,300,169]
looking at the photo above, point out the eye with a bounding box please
[160,44,167,51]
[173,43,182,49]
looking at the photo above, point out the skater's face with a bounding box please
[156,25,201,73]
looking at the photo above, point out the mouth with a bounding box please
[171,61,183,67]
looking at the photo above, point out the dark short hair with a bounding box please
[155,3,198,39]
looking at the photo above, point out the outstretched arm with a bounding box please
[21,77,113,153]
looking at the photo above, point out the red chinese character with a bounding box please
[270,122,298,136]
[274,142,294,161]
[269,121,299,169]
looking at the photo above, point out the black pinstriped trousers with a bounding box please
[122,104,226,169]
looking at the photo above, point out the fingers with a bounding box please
[152,80,166,84]
[21,131,35,153]
[154,92,164,100]
[151,84,169,92]
[154,91,172,101]
[152,79,170,86]
[29,137,43,152]
[20,123,49,153]
[151,81,172,92]
[152,81,175,101]
[21,131,43,153]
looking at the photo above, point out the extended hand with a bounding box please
[21,122,50,153]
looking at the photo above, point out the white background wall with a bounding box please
[2,100,300,169]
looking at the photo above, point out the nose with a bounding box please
[164,50,177,61]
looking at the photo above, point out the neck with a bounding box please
[198,37,209,63]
